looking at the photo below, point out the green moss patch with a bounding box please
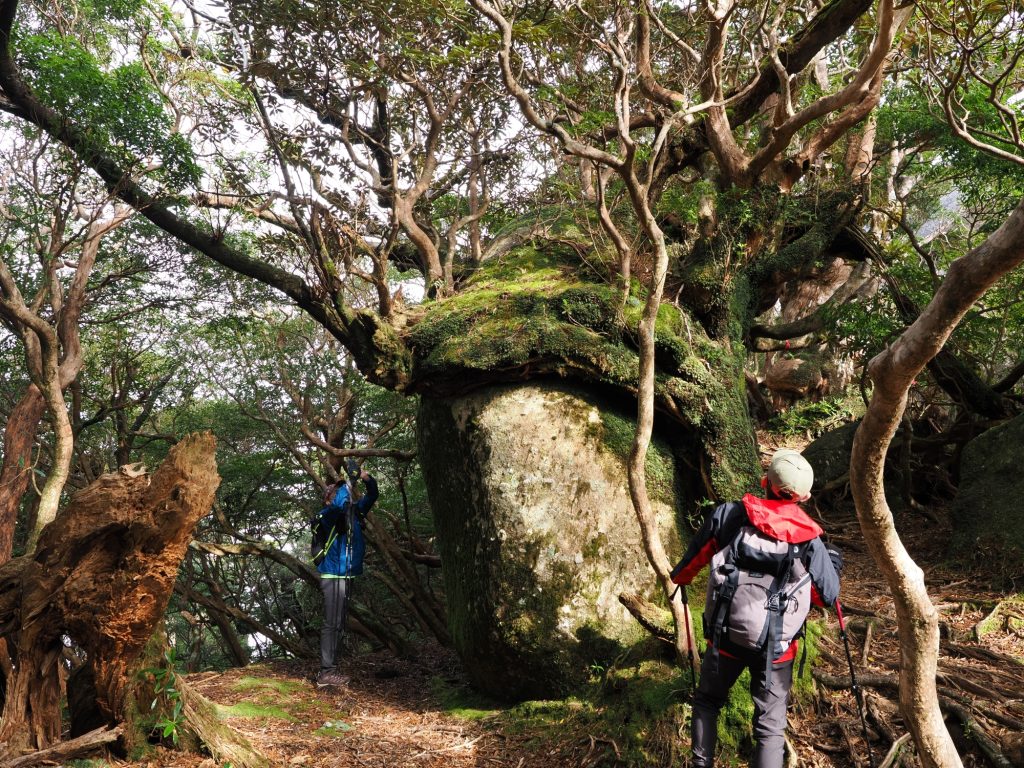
[408,241,759,500]
[491,655,693,764]
[590,404,677,506]
[429,677,502,720]
[231,676,305,696]
[215,701,297,722]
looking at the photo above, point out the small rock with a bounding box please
[198,760,217,768]
[289,754,310,765]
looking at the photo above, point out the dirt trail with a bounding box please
[137,501,1022,768]
[792,499,1024,768]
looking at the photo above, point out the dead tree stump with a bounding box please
[0,434,219,759]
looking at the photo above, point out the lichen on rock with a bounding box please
[418,383,687,699]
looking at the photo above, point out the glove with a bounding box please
[346,458,361,482]
[826,547,844,575]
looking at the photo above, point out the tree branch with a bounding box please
[0,0,410,389]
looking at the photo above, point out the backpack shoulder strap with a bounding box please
[704,526,747,674]
[761,539,815,679]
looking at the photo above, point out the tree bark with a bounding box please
[850,197,1024,768]
[0,386,45,563]
[0,433,220,756]
[628,221,695,665]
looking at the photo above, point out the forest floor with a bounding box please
[136,499,1023,768]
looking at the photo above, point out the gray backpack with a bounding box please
[704,525,812,676]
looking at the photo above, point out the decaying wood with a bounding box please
[177,675,271,768]
[0,434,220,756]
[618,592,673,643]
[61,434,221,723]
[0,725,123,768]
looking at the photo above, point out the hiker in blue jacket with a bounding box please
[314,465,378,687]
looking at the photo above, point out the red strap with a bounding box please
[710,642,797,664]
[671,538,718,585]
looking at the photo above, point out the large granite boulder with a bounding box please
[418,383,685,700]
[950,414,1024,568]
[803,419,912,507]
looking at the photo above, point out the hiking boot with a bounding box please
[316,669,349,688]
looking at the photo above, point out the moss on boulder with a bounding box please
[950,414,1024,573]
[406,241,759,501]
[418,383,687,700]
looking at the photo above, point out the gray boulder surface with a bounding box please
[418,383,683,699]
[950,414,1024,569]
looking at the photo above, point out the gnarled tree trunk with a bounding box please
[851,198,1024,768]
[0,386,46,563]
[0,433,219,758]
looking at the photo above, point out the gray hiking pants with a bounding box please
[319,576,352,671]
[691,649,794,768]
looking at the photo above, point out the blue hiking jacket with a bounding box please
[316,475,379,577]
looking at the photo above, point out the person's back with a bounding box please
[670,449,841,768]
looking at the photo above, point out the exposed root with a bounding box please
[0,725,122,768]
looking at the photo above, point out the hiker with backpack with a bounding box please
[670,449,842,768]
[312,460,379,688]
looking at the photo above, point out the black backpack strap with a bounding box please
[706,562,740,675]
[762,542,802,681]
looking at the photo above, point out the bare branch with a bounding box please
[749,0,906,183]
[471,0,625,169]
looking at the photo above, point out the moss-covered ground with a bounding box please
[428,612,824,766]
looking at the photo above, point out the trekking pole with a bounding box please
[671,584,697,692]
[836,599,876,768]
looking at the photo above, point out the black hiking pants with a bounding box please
[319,576,352,671]
[691,648,794,768]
